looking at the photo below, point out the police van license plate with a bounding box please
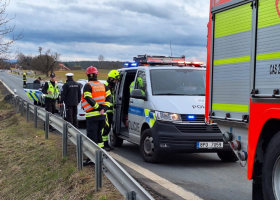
[197,142,223,149]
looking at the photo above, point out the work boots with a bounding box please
[103,141,113,151]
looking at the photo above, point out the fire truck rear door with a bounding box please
[211,2,253,121]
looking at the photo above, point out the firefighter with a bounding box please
[33,77,41,105]
[130,77,145,95]
[103,69,120,150]
[42,73,59,132]
[23,72,27,88]
[82,66,112,166]
[60,73,81,128]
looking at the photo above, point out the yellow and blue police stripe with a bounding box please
[24,90,42,102]
[128,106,156,128]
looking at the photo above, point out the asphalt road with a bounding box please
[0,70,252,200]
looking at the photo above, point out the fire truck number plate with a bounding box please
[196,142,223,149]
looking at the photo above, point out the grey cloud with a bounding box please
[8,0,209,62]
[104,1,177,19]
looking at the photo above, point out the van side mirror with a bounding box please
[130,89,147,100]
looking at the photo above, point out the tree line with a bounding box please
[63,60,125,70]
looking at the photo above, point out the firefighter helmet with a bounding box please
[86,66,98,75]
[108,69,120,80]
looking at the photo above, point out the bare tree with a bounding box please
[0,1,23,60]
[98,54,105,68]
[17,53,33,70]
[38,47,60,77]
[98,54,105,62]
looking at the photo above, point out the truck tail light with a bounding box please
[230,140,241,151]
[237,150,248,161]
[222,131,233,142]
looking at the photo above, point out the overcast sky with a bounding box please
[6,0,210,63]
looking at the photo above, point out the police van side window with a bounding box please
[135,71,146,92]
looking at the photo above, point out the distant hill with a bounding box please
[62,61,125,69]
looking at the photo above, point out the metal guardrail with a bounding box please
[2,84,154,200]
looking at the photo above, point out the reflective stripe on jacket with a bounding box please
[104,81,114,113]
[46,81,59,99]
[81,81,109,116]
[23,75,26,81]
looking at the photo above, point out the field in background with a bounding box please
[8,69,112,82]
[54,69,111,82]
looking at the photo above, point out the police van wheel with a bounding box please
[109,132,123,147]
[140,129,162,163]
[262,132,280,200]
[217,151,238,162]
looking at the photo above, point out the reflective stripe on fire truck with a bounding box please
[212,103,249,113]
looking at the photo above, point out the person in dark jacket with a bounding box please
[42,73,59,132]
[33,77,41,105]
[23,72,27,88]
[60,73,81,128]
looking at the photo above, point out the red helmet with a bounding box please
[86,66,98,75]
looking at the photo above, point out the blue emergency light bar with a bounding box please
[124,62,138,67]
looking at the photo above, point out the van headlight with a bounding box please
[155,111,182,122]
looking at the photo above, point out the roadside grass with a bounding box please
[0,84,124,200]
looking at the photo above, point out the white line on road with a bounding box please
[108,152,203,200]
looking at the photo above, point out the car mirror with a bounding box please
[130,89,147,100]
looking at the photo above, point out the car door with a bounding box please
[113,71,126,135]
[128,70,148,144]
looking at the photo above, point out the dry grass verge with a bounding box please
[0,83,124,200]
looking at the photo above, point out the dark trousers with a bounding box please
[65,105,78,128]
[44,100,56,130]
[23,81,26,87]
[86,117,104,147]
[45,101,56,114]
[103,112,113,138]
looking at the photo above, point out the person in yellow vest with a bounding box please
[81,66,112,166]
[42,73,59,132]
[129,77,145,95]
[103,69,120,150]
[23,72,27,88]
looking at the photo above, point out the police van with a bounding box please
[110,55,236,163]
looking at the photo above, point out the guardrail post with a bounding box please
[8,94,11,104]
[45,113,49,139]
[95,150,102,192]
[76,134,83,170]
[16,98,19,112]
[126,191,136,200]
[34,107,37,128]
[26,103,29,122]
[62,122,68,158]
[21,100,23,116]
[13,97,16,107]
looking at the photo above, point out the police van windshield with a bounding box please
[150,69,205,95]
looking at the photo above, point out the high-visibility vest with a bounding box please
[104,81,114,113]
[46,81,59,99]
[23,75,26,81]
[130,81,134,93]
[81,81,106,116]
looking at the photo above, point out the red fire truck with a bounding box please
[206,0,280,199]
